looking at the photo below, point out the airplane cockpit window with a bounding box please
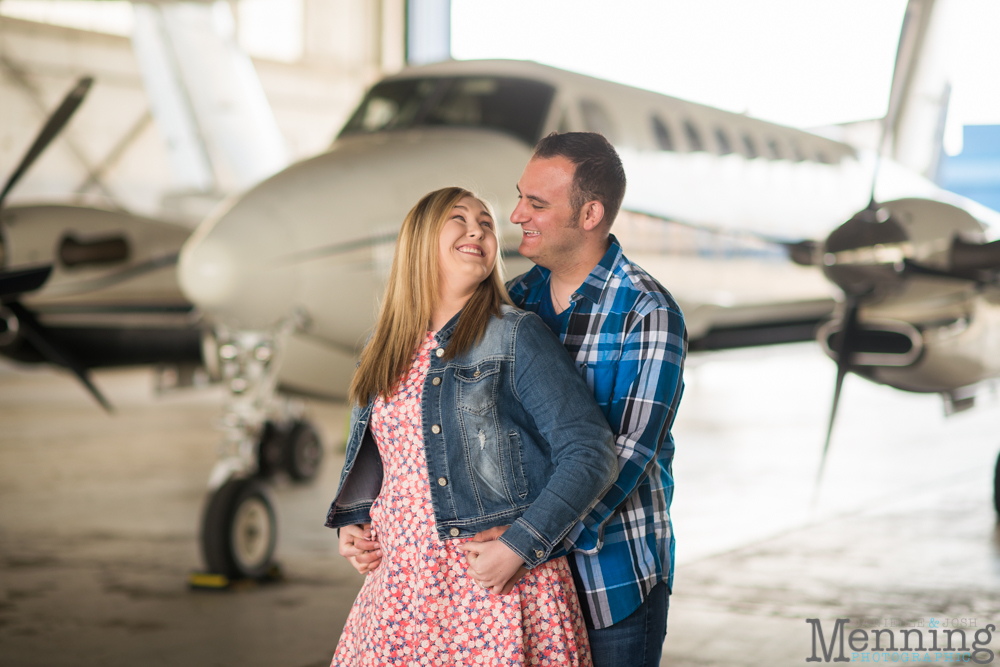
[579,99,618,142]
[715,128,733,155]
[742,134,757,159]
[651,115,674,151]
[339,76,556,145]
[683,120,704,151]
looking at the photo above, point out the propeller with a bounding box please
[816,296,859,485]
[0,75,113,412]
[0,76,93,210]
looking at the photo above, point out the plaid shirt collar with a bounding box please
[514,234,624,307]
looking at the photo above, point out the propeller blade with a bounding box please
[2,301,113,412]
[0,76,94,210]
[0,265,53,299]
[816,298,860,486]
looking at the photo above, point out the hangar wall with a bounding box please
[0,0,405,225]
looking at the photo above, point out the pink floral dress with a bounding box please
[332,331,592,667]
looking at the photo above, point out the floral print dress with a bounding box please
[332,331,592,667]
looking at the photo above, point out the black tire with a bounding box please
[256,421,287,478]
[994,450,1000,520]
[283,420,323,482]
[200,477,277,579]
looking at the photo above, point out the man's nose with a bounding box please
[510,200,528,225]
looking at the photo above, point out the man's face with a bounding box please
[510,156,583,269]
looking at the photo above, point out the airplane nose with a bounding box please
[178,188,300,331]
[178,236,237,309]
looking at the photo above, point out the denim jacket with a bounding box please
[325,305,618,569]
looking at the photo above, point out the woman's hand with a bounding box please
[457,539,526,594]
[338,523,382,574]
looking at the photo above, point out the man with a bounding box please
[499,131,686,666]
[342,131,686,666]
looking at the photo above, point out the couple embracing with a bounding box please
[325,132,687,667]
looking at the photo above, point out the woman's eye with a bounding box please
[481,220,493,229]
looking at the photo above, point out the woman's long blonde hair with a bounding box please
[349,187,513,405]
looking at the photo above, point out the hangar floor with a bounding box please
[2,344,1000,666]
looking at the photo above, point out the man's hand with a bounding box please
[457,539,525,594]
[338,523,382,575]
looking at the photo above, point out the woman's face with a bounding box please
[437,196,498,296]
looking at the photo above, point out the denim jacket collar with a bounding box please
[432,309,462,348]
[513,235,624,306]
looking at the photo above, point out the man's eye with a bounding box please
[531,204,542,210]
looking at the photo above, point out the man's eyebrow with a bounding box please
[515,184,549,205]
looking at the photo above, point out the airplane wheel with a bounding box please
[994,450,1000,520]
[284,420,323,482]
[201,477,277,579]
[256,421,286,478]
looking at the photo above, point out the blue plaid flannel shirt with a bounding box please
[508,235,687,629]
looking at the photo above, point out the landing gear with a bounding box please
[256,419,323,482]
[285,420,323,481]
[200,477,277,579]
[196,322,323,580]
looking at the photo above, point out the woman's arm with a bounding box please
[495,313,619,570]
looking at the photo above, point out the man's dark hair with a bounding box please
[533,131,627,227]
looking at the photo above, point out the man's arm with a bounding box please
[565,304,687,553]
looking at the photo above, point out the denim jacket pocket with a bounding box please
[507,429,529,500]
[455,359,501,414]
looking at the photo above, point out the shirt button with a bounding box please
[437,477,447,486]
[431,424,441,434]
[435,348,444,358]
[431,377,441,386]
[535,549,545,559]
[449,528,460,537]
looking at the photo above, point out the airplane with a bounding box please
[5,0,1000,582]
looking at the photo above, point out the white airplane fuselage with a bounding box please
[177,59,1000,400]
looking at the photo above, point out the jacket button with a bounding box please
[435,348,445,358]
[431,424,441,434]
[535,549,545,559]
[437,477,447,486]
[431,377,441,386]
[449,528,460,537]
[473,370,481,377]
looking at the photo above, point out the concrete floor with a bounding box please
[2,344,1000,666]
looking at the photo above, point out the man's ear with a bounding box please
[580,200,605,231]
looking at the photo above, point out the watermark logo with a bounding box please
[806,618,996,664]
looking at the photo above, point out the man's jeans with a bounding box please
[587,581,669,667]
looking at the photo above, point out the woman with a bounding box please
[325,187,617,666]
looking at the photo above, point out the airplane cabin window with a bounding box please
[579,99,617,142]
[767,138,782,159]
[651,115,674,151]
[339,76,556,145]
[715,128,733,155]
[683,120,704,151]
[742,134,757,159]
